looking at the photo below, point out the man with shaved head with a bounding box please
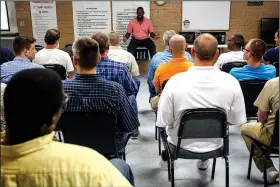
[150,34,193,110]
[157,33,246,170]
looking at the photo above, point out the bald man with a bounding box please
[108,32,140,77]
[150,34,193,111]
[157,33,246,171]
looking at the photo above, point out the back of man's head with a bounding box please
[163,30,176,46]
[169,34,187,57]
[44,29,60,45]
[193,33,218,61]
[13,36,36,56]
[4,69,64,142]
[232,34,245,49]
[248,39,267,62]
[72,37,100,70]
[91,32,109,55]
[109,31,120,46]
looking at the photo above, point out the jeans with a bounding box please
[133,77,141,98]
[147,80,157,102]
[110,158,135,186]
[128,95,138,116]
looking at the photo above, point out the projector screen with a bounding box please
[1,1,10,31]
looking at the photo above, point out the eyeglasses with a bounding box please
[243,48,255,56]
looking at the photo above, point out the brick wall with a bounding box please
[15,1,279,50]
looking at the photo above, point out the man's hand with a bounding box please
[150,32,160,40]
[123,33,131,42]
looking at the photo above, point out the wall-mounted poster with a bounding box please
[30,1,58,46]
[112,1,150,49]
[72,1,111,39]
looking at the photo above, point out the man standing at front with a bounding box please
[123,7,159,59]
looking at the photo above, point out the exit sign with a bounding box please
[248,1,263,6]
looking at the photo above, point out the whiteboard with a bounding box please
[182,1,230,30]
[1,1,9,31]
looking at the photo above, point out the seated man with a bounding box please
[1,68,133,187]
[1,36,44,83]
[230,39,276,80]
[108,31,141,94]
[0,47,15,65]
[63,37,140,155]
[214,34,245,69]
[34,29,75,79]
[147,30,193,100]
[263,29,279,64]
[157,33,246,170]
[241,77,279,183]
[92,32,140,139]
[123,7,159,59]
[151,34,193,111]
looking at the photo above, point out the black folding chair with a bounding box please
[57,111,122,160]
[160,108,229,187]
[239,79,268,120]
[247,110,279,187]
[221,61,246,73]
[272,62,279,77]
[43,64,67,80]
[65,44,73,48]
[35,45,44,52]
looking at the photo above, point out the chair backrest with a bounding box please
[161,79,169,91]
[272,62,279,77]
[35,45,44,52]
[57,111,118,158]
[65,44,73,48]
[221,61,246,73]
[43,64,67,80]
[239,79,268,118]
[178,108,227,140]
[269,110,279,150]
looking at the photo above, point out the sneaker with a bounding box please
[267,171,279,184]
[130,130,140,140]
[197,159,210,170]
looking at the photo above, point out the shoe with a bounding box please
[130,130,140,140]
[197,159,210,170]
[266,171,279,184]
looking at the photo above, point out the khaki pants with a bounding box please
[240,122,273,172]
[150,95,160,111]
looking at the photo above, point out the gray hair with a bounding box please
[163,30,176,45]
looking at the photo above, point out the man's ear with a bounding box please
[185,44,188,51]
[73,56,78,66]
[191,48,195,58]
[106,44,109,50]
[213,49,219,60]
[97,54,101,63]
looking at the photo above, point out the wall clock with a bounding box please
[154,1,166,6]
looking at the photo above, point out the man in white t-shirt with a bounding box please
[214,34,246,69]
[108,31,140,77]
[34,29,74,78]
[157,33,247,170]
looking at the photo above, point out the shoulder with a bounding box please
[265,64,276,70]
[230,66,244,74]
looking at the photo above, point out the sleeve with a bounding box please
[214,54,224,69]
[263,49,273,61]
[153,67,161,87]
[227,84,247,125]
[148,19,153,33]
[156,80,174,128]
[254,80,272,112]
[127,20,133,34]
[117,85,140,132]
[128,53,140,77]
[65,54,74,72]
[121,67,138,96]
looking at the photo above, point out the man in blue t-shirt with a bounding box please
[230,39,276,80]
[263,29,279,64]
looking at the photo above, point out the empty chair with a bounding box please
[57,112,121,159]
[239,79,268,120]
[43,64,67,80]
[221,61,246,73]
[272,62,279,77]
[161,108,229,187]
[247,110,279,187]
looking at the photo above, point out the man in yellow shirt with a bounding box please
[151,34,193,110]
[1,68,133,187]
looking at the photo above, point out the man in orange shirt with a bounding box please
[151,34,193,110]
[123,7,159,59]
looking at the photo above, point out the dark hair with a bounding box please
[4,69,64,141]
[91,32,108,54]
[137,7,144,12]
[232,34,245,48]
[249,39,267,61]
[13,36,36,55]
[44,29,60,45]
[73,37,99,69]
[193,33,218,61]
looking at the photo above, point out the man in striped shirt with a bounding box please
[63,37,140,154]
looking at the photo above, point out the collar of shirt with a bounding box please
[188,66,217,72]
[101,56,110,61]
[244,63,265,70]
[1,132,55,157]
[13,56,31,63]
[109,46,123,50]
[74,73,100,80]
[132,17,148,24]
[170,57,188,63]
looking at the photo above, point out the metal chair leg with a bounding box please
[167,155,171,181]
[247,144,255,179]
[123,153,126,161]
[171,159,175,187]
[211,158,216,180]
[225,156,229,187]
[263,156,268,187]
[158,130,161,156]
[155,126,158,140]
